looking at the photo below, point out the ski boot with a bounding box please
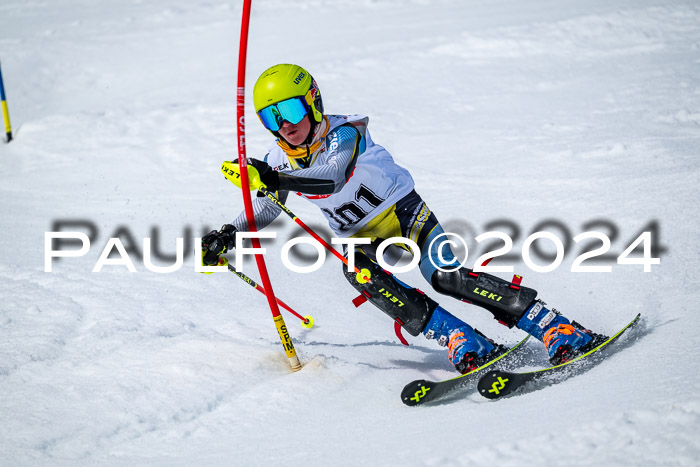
[517,300,608,364]
[424,306,507,374]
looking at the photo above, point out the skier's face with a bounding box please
[278,116,311,146]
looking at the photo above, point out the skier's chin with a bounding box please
[282,132,304,146]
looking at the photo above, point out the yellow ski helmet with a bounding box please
[253,64,324,134]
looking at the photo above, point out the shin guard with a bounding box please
[344,253,437,336]
[431,269,538,327]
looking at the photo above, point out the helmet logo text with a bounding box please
[293,71,306,84]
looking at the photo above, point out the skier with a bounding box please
[202,63,606,373]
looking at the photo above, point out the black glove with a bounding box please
[202,224,237,266]
[235,158,280,191]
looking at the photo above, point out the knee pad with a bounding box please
[431,268,538,327]
[344,253,438,336]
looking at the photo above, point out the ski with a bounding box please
[401,335,530,406]
[477,313,641,400]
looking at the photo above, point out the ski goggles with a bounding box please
[257,95,310,132]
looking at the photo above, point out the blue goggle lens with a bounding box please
[257,97,309,132]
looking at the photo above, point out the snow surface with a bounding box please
[1,0,700,465]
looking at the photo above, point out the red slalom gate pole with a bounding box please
[236,0,301,371]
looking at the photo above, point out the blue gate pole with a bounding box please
[0,59,13,143]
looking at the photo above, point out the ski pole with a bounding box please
[0,59,12,143]
[220,162,367,277]
[257,186,360,272]
[228,263,314,328]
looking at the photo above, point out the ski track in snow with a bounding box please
[1,0,700,465]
